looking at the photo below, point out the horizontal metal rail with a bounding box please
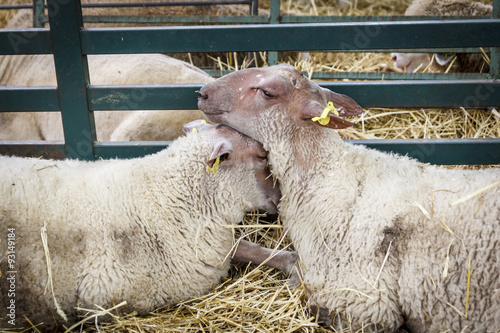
[3,26,496,55]
[0,0,498,164]
[3,20,499,55]
[204,70,493,80]
[79,14,493,25]
[2,81,499,111]
[82,15,268,24]
[0,1,255,10]
[79,21,500,54]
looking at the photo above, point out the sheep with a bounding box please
[1,9,216,142]
[390,0,492,73]
[0,120,300,330]
[197,64,500,332]
[0,52,213,141]
[81,0,258,25]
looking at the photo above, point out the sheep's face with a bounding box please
[183,120,280,214]
[391,52,431,72]
[198,64,363,143]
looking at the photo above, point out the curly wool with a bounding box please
[198,64,500,332]
[0,128,274,330]
[1,10,213,142]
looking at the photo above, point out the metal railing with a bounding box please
[0,0,499,164]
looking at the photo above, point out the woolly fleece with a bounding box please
[198,64,500,332]
[0,124,280,330]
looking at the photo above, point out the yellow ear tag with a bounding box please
[192,128,198,134]
[201,120,207,124]
[311,102,339,125]
[206,156,220,175]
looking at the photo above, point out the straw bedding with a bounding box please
[0,0,498,332]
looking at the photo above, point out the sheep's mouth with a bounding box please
[402,60,412,72]
[203,109,226,115]
[198,106,229,122]
[197,97,227,116]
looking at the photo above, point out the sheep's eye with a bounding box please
[261,89,274,98]
[257,155,267,161]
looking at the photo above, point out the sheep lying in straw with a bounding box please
[391,0,491,73]
[1,10,214,142]
[0,52,213,141]
[0,121,299,330]
[198,64,500,332]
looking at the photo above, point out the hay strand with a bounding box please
[40,222,68,322]
[465,257,472,318]
[64,301,127,333]
[452,181,500,205]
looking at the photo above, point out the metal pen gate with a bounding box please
[0,0,499,164]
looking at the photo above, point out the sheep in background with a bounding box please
[0,52,212,141]
[1,9,213,142]
[0,120,300,330]
[81,0,261,26]
[198,64,500,332]
[391,0,492,73]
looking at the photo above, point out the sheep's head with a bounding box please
[197,64,363,143]
[182,120,280,214]
[390,52,432,72]
[391,52,457,72]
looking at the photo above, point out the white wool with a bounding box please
[1,9,214,142]
[198,64,500,332]
[0,125,278,330]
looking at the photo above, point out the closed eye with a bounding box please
[252,87,276,98]
[262,89,274,98]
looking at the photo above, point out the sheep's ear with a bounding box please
[435,53,455,66]
[182,119,208,134]
[299,93,363,129]
[207,139,233,169]
[323,89,364,117]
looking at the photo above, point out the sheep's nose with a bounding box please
[198,86,209,100]
[391,54,397,62]
[198,91,208,100]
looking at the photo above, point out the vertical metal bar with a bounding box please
[491,0,500,78]
[493,0,499,18]
[47,0,96,160]
[247,0,258,65]
[267,0,280,65]
[32,0,45,28]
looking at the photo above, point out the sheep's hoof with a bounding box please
[309,305,333,327]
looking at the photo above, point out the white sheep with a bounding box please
[82,0,258,23]
[0,52,213,141]
[1,10,214,142]
[391,0,492,73]
[0,120,299,330]
[197,64,500,332]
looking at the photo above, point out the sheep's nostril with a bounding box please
[198,92,208,100]
[391,54,397,62]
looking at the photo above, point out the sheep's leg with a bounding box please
[231,240,302,287]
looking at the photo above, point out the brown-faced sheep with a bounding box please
[198,64,500,332]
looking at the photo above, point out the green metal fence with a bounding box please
[0,0,499,164]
